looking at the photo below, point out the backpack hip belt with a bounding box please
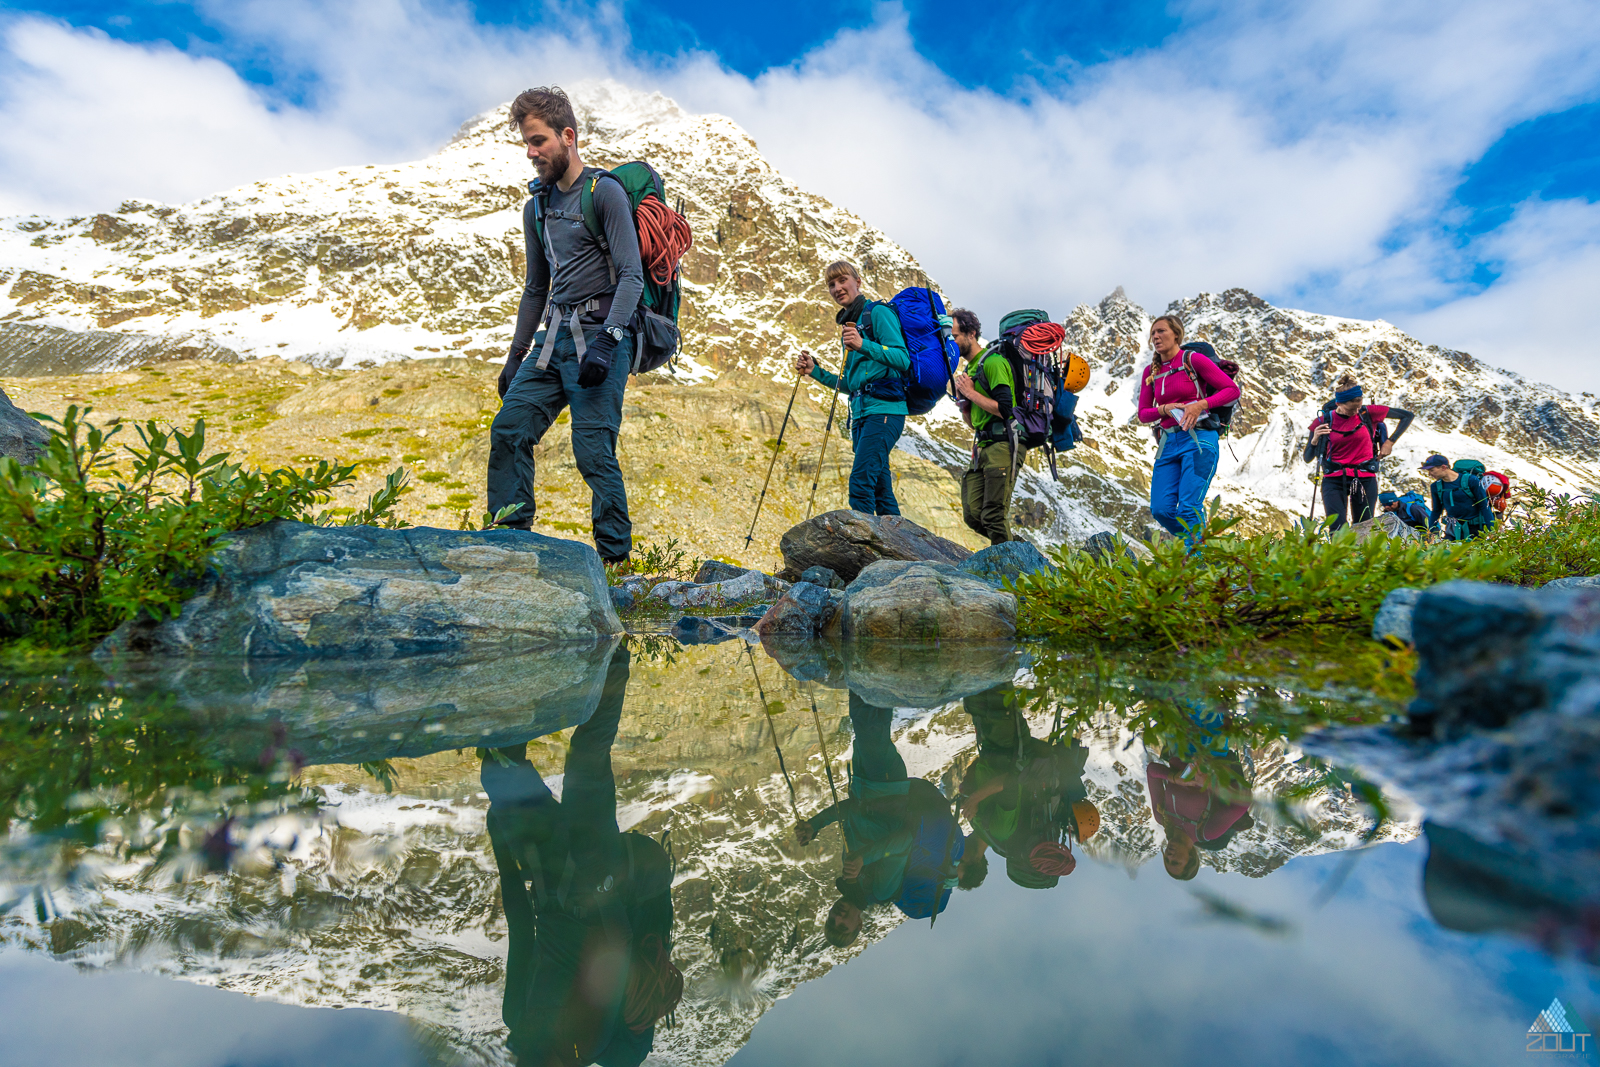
[535,296,612,371]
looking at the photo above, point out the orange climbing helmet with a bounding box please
[1061,352,1091,394]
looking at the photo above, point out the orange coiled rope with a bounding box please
[635,195,693,286]
[1019,321,1066,355]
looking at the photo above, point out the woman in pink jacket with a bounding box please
[1137,315,1240,548]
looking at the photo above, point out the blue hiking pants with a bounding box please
[487,324,633,560]
[1150,428,1219,548]
[849,413,904,516]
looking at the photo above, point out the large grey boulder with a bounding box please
[0,385,48,466]
[1409,580,1600,735]
[959,540,1056,589]
[833,559,1016,641]
[101,639,622,767]
[98,519,620,659]
[1371,587,1421,646]
[778,510,971,583]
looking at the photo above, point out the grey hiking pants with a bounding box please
[487,322,633,560]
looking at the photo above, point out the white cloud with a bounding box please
[0,0,1597,391]
[1400,198,1600,394]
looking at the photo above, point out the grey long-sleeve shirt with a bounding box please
[510,169,645,358]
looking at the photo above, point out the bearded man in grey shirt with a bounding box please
[488,86,645,565]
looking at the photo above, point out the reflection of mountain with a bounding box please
[1,644,1416,1065]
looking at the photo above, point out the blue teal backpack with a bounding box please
[858,288,960,416]
[1395,491,1429,527]
[895,778,965,922]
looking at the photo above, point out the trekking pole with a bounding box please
[804,371,841,521]
[745,370,802,549]
[809,688,845,859]
[746,645,801,821]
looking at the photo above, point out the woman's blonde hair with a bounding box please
[823,260,861,284]
[1336,373,1359,391]
[1151,314,1185,347]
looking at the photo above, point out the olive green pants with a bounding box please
[961,440,1023,545]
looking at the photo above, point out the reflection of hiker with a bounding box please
[1379,490,1431,531]
[484,646,681,1066]
[793,692,915,946]
[956,683,1099,892]
[488,87,645,566]
[1421,453,1495,540]
[1303,374,1415,530]
[792,261,911,517]
[1147,752,1253,881]
[951,308,1024,546]
[1137,315,1240,549]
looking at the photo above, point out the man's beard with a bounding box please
[534,144,570,183]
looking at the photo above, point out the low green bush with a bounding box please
[1472,485,1600,587]
[1015,515,1510,647]
[0,407,408,650]
[1018,491,1600,648]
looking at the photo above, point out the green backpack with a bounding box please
[528,162,686,375]
[1452,458,1487,479]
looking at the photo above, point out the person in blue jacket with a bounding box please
[792,261,911,516]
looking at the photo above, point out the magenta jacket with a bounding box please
[1147,761,1251,843]
[1138,352,1241,429]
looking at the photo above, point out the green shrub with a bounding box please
[0,407,408,650]
[1468,485,1600,587]
[1015,515,1510,648]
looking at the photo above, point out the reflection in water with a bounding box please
[484,645,681,1066]
[957,682,1096,892]
[1,638,1590,1065]
[794,693,964,946]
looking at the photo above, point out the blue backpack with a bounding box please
[1394,491,1429,528]
[859,288,960,417]
[895,779,965,922]
[1052,390,1083,453]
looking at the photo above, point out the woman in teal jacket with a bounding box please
[793,260,911,515]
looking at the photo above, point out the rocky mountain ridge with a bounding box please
[3,79,1598,546]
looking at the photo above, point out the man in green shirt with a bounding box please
[951,309,1023,544]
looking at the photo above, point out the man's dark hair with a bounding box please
[951,307,981,338]
[509,86,578,137]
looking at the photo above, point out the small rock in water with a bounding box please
[666,569,767,609]
[800,565,844,590]
[609,586,636,612]
[647,580,693,601]
[834,559,1016,641]
[1371,587,1420,645]
[753,582,840,637]
[958,540,1056,588]
[672,615,736,645]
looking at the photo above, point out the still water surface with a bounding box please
[0,637,1594,1066]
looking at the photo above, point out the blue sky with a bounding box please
[2,0,1598,390]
